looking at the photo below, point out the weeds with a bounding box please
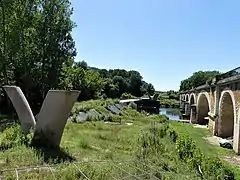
[0,124,33,149]
[0,99,238,179]
[167,124,235,180]
[135,122,236,180]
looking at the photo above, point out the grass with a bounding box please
[158,93,179,108]
[170,121,234,157]
[70,98,118,115]
[0,99,239,179]
[170,120,240,179]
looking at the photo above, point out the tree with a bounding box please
[0,0,155,115]
[140,82,155,96]
[78,70,103,100]
[180,70,221,91]
[129,70,143,97]
[112,76,130,96]
[146,83,155,96]
[75,60,88,70]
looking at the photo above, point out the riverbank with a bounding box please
[158,91,179,108]
[0,99,239,179]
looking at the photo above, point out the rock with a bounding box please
[115,103,124,110]
[77,112,87,122]
[86,109,101,120]
[106,105,121,115]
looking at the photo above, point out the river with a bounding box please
[159,108,182,120]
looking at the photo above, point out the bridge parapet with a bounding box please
[180,66,240,94]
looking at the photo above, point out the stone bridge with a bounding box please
[180,66,240,154]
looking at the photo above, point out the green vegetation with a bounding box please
[169,121,240,179]
[180,71,221,91]
[170,121,234,157]
[158,90,179,108]
[0,1,155,115]
[0,100,239,179]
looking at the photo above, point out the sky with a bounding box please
[70,0,240,91]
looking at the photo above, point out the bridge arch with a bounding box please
[217,90,236,138]
[181,95,185,101]
[181,94,185,101]
[197,91,211,125]
[189,93,196,105]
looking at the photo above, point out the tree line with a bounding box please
[179,70,221,91]
[65,60,155,101]
[0,1,155,113]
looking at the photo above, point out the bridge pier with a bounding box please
[190,104,197,123]
[180,101,185,112]
[233,120,240,154]
[184,102,190,118]
[208,112,216,135]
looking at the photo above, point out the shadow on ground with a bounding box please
[32,144,76,163]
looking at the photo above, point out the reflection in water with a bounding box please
[159,108,182,120]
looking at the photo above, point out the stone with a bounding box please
[77,112,87,122]
[106,105,121,115]
[115,103,124,110]
[86,109,101,120]
[103,112,113,121]
[3,85,36,134]
[34,90,80,147]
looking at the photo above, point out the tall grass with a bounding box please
[0,99,238,179]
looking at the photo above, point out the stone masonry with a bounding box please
[180,69,240,154]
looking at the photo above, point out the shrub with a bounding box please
[120,93,136,100]
[175,134,196,160]
[128,102,137,110]
[143,123,236,179]
[0,124,33,148]
[168,128,178,142]
[171,127,235,179]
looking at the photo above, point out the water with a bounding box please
[159,108,182,120]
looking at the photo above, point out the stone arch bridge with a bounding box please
[180,67,240,154]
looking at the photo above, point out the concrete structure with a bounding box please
[119,93,160,114]
[35,90,80,147]
[3,86,36,134]
[180,66,240,154]
[3,86,80,147]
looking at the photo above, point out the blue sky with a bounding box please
[70,0,240,91]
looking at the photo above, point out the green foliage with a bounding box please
[158,90,180,108]
[141,82,155,96]
[166,125,235,180]
[176,134,196,160]
[180,71,221,91]
[135,122,201,179]
[0,0,155,115]
[128,102,137,109]
[0,0,76,112]
[120,92,136,99]
[0,105,238,179]
[0,124,33,148]
[71,99,115,115]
